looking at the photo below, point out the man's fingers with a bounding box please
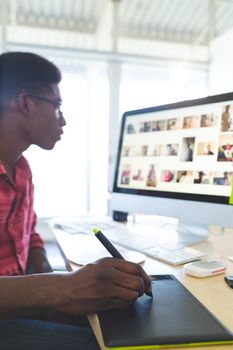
[110,259,152,293]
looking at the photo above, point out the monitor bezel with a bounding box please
[113,92,233,206]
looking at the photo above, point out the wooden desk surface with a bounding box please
[53,227,233,350]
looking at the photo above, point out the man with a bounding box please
[181,140,193,162]
[0,52,152,349]
[165,144,177,156]
[221,105,231,131]
[205,144,214,156]
[0,52,62,276]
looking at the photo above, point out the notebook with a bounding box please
[98,275,233,349]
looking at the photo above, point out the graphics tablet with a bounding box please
[98,275,233,349]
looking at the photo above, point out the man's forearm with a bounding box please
[0,274,59,317]
[0,257,154,319]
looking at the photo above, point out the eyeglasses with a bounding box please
[27,94,64,119]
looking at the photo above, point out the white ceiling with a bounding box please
[2,0,233,63]
[5,0,233,44]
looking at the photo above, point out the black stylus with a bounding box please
[93,227,153,297]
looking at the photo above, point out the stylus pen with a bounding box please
[93,227,153,298]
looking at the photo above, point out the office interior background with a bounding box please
[1,0,233,219]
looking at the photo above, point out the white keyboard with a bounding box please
[147,246,207,266]
[53,220,207,266]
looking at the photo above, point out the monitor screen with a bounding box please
[111,93,233,228]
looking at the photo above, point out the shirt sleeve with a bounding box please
[29,211,45,250]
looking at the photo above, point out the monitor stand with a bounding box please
[130,214,210,247]
[174,221,210,246]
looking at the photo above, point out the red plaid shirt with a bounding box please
[0,156,44,275]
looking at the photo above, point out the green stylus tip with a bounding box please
[93,227,100,235]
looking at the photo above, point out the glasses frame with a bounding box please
[27,94,63,119]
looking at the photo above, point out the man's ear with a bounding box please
[16,93,34,117]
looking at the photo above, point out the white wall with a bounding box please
[209,27,233,95]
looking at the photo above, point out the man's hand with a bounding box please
[0,258,152,317]
[26,247,53,274]
[49,257,152,316]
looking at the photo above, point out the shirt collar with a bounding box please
[0,155,32,179]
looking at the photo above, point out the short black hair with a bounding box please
[0,51,61,110]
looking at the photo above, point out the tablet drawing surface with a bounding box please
[98,275,233,349]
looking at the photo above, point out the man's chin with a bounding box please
[34,135,61,150]
[39,141,58,150]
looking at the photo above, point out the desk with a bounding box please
[53,227,233,350]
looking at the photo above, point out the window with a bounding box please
[120,62,208,115]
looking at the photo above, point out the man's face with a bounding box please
[26,84,66,150]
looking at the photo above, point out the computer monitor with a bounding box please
[111,92,233,238]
